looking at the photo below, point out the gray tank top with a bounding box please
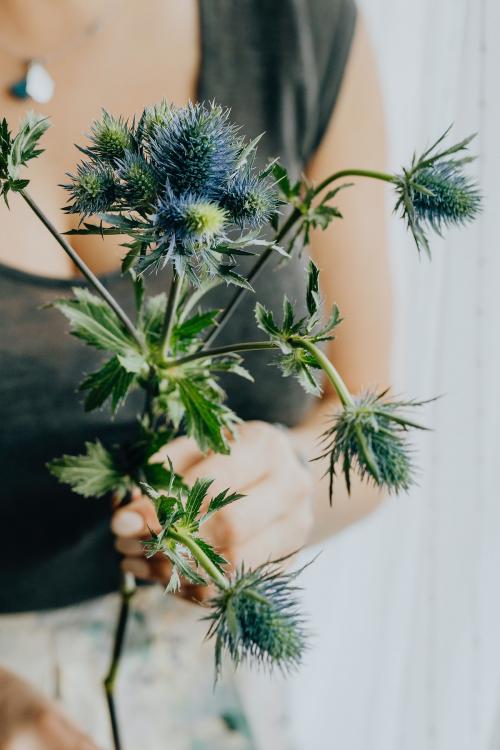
[0,0,356,612]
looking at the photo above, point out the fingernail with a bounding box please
[112,511,143,536]
[122,558,150,578]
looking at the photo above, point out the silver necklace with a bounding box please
[0,12,112,104]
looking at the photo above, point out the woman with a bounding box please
[0,0,391,747]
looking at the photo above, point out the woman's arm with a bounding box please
[291,13,392,542]
[111,13,392,581]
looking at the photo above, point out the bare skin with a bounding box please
[0,0,391,744]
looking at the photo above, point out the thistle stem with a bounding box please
[19,189,144,351]
[169,528,229,590]
[159,271,182,358]
[204,169,396,348]
[164,340,277,368]
[103,571,137,750]
[314,168,396,194]
[204,209,299,346]
[293,338,355,408]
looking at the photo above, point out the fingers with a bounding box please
[150,434,203,474]
[182,421,290,493]
[111,496,161,539]
[201,454,312,549]
[233,501,314,569]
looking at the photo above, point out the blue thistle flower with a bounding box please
[116,152,158,209]
[148,101,240,197]
[220,171,278,228]
[206,559,308,677]
[87,111,134,164]
[395,129,481,255]
[63,162,116,216]
[152,187,227,276]
[318,391,430,498]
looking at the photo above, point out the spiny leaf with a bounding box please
[202,488,245,523]
[184,478,213,525]
[51,288,144,359]
[48,440,128,498]
[79,356,136,413]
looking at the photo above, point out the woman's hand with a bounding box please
[0,667,100,750]
[111,421,314,597]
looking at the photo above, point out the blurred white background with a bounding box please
[280,1,500,748]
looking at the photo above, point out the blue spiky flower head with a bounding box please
[206,559,308,678]
[63,161,116,216]
[151,187,228,278]
[220,170,278,228]
[148,101,241,197]
[395,129,481,255]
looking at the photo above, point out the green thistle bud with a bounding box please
[138,100,173,142]
[64,162,116,216]
[117,153,158,208]
[206,560,308,677]
[318,391,429,499]
[88,111,133,163]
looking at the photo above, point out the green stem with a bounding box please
[314,168,396,194]
[169,528,229,590]
[19,189,145,351]
[159,271,182,358]
[203,170,394,347]
[203,209,300,347]
[103,572,137,750]
[164,340,277,368]
[293,337,355,408]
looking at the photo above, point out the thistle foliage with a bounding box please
[1,105,482,680]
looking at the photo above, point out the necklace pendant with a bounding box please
[9,61,55,103]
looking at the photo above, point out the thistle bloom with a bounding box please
[318,391,429,498]
[148,101,241,197]
[64,162,116,216]
[220,170,277,228]
[153,188,228,276]
[116,152,157,208]
[207,560,307,677]
[394,130,481,255]
[87,111,133,163]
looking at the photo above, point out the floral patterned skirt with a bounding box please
[0,586,259,750]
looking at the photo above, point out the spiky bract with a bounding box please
[318,391,429,499]
[206,560,308,677]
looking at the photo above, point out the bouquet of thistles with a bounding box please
[0,103,480,748]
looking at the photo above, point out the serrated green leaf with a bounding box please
[185,478,213,525]
[201,488,245,523]
[177,378,236,454]
[48,440,127,498]
[80,355,136,413]
[306,260,320,318]
[194,537,228,575]
[52,287,142,358]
